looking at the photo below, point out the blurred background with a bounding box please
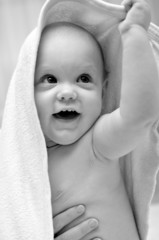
[0,0,159,126]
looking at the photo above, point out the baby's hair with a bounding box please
[42,22,108,80]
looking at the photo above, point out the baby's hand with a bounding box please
[119,0,151,33]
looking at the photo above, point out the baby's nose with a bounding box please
[57,86,77,102]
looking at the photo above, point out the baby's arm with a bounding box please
[118,0,158,125]
[93,0,159,159]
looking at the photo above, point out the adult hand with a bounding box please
[54,205,100,240]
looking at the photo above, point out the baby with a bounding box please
[34,0,159,239]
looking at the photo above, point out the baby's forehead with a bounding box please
[38,22,105,78]
[42,23,104,59]
[42,22,101,50]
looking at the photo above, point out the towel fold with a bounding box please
[0,1,159,239]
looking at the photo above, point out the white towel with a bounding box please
[0,0,159,239]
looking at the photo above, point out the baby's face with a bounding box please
[34,24,105,145]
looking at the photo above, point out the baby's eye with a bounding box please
[41,74,57,84]
[77,74,92,84]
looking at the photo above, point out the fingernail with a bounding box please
[89,219,98,229]
[77,205,85,214]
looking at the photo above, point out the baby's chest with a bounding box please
[49,152,121,216]
[48,133,121,215]
[51,165,107,216]
[48,145,94,201]
[48,133,94,194]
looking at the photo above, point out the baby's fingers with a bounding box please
[55,218,99,240]
[120,0,151,30]
[121,0,133,11]
[122,0,149,13]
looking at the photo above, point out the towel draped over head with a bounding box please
[0,0,159,239]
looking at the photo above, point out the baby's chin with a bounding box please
[53,137,79,146]
[47,133,83,146]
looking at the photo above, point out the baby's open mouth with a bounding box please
[53,110,80,120]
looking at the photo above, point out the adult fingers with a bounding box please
[53,205,85,234]
[55,218,99,240]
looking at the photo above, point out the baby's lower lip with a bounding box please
[52,114,81,128]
